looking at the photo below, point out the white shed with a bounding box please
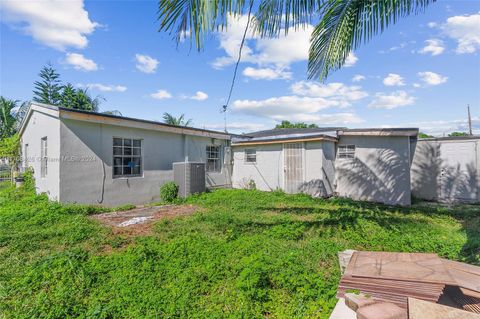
[411,136,480,203]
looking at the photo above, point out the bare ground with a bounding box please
[90,204,198,237]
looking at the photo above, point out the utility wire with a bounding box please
[223,1,254,115]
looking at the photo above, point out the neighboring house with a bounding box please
[22,103,478,207]
[411,136,480,203]
[232,128,418,206]
[19,103,231,206]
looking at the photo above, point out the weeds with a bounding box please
[0,187,478,318]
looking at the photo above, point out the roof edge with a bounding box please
[28,102,231,139]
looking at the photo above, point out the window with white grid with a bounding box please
[244,149,256,163]
[40,137,47,177]
[206,145,221,172]
[338,145,355,159]
[113,138,142,177]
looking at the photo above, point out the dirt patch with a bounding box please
[90,204,198,237]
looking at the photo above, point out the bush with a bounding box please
[160,181,179,203]
[22,167,35,192]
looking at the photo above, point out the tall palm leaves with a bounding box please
[157,0,435,80]
[309,0,434,79]
[0,97,18,139]
[74,89,104,112]
[162,113,193,126]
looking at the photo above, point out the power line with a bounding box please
[221,0,254,132]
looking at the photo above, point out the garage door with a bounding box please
[440,141,478,201]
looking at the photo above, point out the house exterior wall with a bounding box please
[231,140,335,197]
[58,118,230,206]
[411,138,479,203]
[335,135,412,206]
[232,144,284,191]
[20,108,61,200]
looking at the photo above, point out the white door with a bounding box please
[440,141,477,201]
[284,143,303,193]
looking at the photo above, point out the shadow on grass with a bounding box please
[254,198,480,265]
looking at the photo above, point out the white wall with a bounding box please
[232,141,335,197]
[59,119,230,206]
[411,138,479,203]
[335,135,412,206]
[232,144,284,191]
[21,108,61,200]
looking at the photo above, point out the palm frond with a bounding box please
[158,0,249,50]
[309,0,436,80]
[158,0,436,80]
[254,0,323,37]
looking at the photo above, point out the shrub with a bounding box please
[160,181,179,203]
[22,167,35,192]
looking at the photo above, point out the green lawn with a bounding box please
[0,185,478,319]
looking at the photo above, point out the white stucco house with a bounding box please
[18,103,479,207]
[19,103,231,206]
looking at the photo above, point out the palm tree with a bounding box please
[0,97,18,139]
[162,113,193,127]
[158,0,435,80]
[74,88,104,112]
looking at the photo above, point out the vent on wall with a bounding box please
[173,162,206,198]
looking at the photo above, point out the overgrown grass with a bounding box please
[0,186,478,319]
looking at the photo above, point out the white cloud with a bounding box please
[368,91,416,109]
[290,81,368,106]
[64,53,98,71]
[243,67,292,80]
[77,83,126,92]
[352,75,366,82]
[204,122,268,133]
[417,71,448,86]
[190,91,209,101]
[344,53,358,67]
[408,117,480,136]
[0,0,99,51]
[284,112,364,124]
[383,73,405,87]
[419,39,445,56]
[427,22,438,28]
[232,81,367,123]
[212,15,313,69]
[442,13,480,54]
[150,90,172,100]
[135,54,159,73]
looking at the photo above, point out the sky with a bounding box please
[1,0,479,135]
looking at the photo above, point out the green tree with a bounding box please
[0,97,19,139]
[158,0,435,80]
[162,113,192,127]
[73,88,103,112]
[418,132,434,138]
[33,63,62,105]
[448,132,468,137]
[275,121,318,129]
[60,83,78,109]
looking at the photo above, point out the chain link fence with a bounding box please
[0,159,13,184]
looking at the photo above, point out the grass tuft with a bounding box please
[0,187,478,318]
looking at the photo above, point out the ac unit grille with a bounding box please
[173,162,206,198]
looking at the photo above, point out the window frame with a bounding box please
[24,143,29,169]
[40,137,47,178]
[337,144,356,159]
[206,145,222,173]
[112,137,143,178]
[244,148,257,164]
